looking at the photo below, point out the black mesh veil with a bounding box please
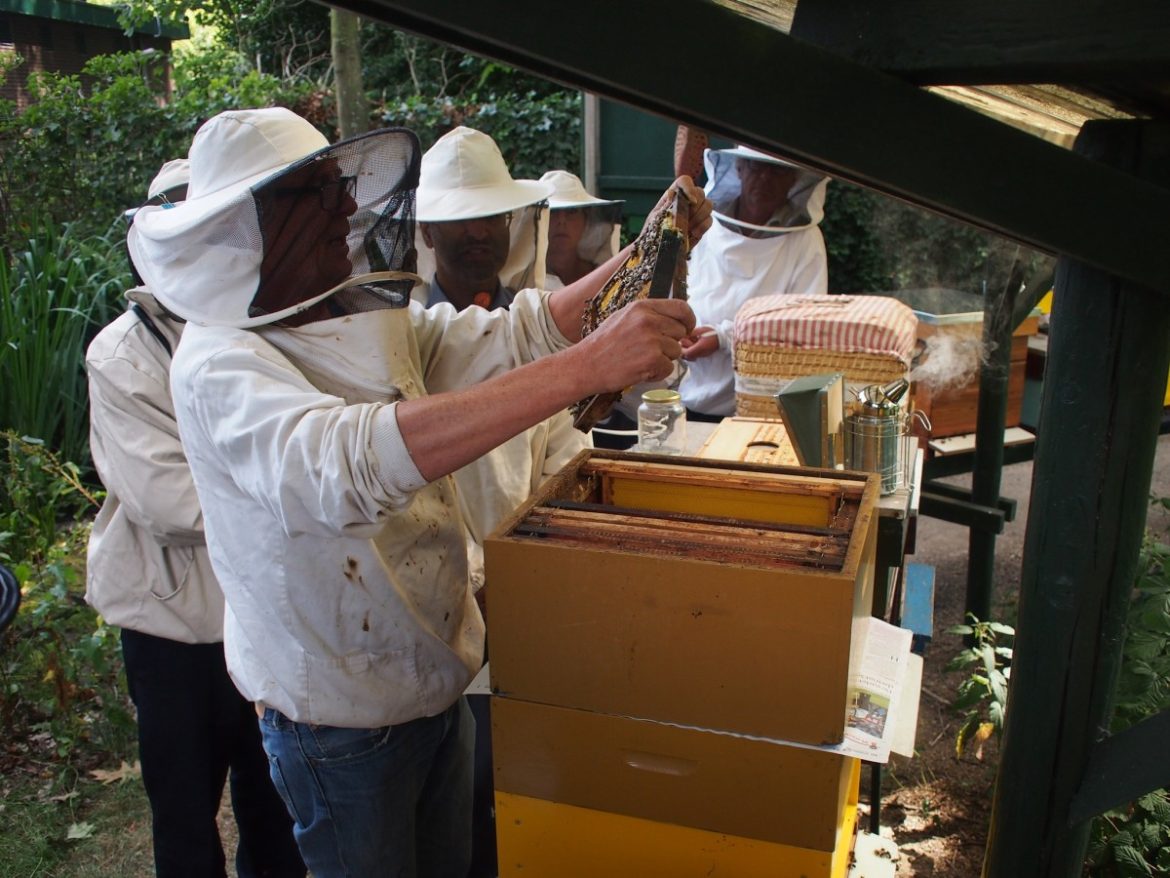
[250,127,421,321]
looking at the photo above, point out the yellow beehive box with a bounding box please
[495,781,860,878]
[492,696,860,852]
[485,450,879,746]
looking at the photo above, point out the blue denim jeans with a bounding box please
[259,697,474,878]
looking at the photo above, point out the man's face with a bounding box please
[254,158,357,318]
[420,212,511,292]
[735,158,797,214]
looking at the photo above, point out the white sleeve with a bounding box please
[175,338,427,539]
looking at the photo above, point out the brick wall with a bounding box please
[1,11,173,109]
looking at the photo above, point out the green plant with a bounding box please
[0,220,131,468]
[946,614,1014,761]
[0,433,99,566]
[381,88,582,179]
[0,433,131,769]
[0,48,316,250]
[1085,497,1170,876]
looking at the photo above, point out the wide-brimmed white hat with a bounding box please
[417,127,552,222]
[540,170,622,210]
[129,108,422,328]
[147,158,191,202]
[713,144,800,169]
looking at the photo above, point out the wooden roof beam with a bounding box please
[330,0,1170,294]
[789,0,1170,86]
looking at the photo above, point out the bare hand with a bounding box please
[575,298,696,392]
[680,327,720,360]
[646,175,713,250]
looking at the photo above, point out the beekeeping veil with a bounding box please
[128,108,421,328]
[540,169,624,286]
[414,126,553,298]
[704,144,828,237]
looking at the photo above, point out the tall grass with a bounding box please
[0,217,132,469]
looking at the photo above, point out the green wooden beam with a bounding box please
[922,438,1036,480]
[331,0,1170,295]
[1068,708,1170,824]
[918,491,1006,534]
[984,119,1170,878]
[789,0,1170,86]
[0,0,189,38]
[920,481,1017,521]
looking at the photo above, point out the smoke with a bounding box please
[910,332,999,395]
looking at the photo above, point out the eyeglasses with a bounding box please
[272,175,357,211]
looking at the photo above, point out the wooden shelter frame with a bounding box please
[320,1,1170,874]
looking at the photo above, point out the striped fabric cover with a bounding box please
[734,294,918,362]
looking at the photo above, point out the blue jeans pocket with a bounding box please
[302,724,394,764]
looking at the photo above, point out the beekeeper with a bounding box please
[414,125,551,309]
[539,169,624,288]
[415,128,591,568]
[416,133,594,878]
[680,144,829,418]
[86,159,303,878]
[127,107,710,877]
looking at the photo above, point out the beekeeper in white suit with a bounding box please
[416,136,611,878]
[414,125,551,310]
[127,107,711,877]
[680,144,829,418]
[539,169,624,289]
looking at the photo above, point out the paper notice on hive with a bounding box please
[889,652,923,758]
[835,616,915,762]
[464,662,492,696]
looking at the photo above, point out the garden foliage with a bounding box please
[0,219,131,467]
[946,615,1014,762]
[1085,498,1170,877]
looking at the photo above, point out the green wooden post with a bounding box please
[965,265,1022,624]
[983,119,1170,877]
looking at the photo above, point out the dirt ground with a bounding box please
[876,432,1170,877]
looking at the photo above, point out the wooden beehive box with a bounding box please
[492,696,860,853]
[485,449,879,747]
[883,287,1040,439]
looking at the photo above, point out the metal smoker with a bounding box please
[844,377,916,494]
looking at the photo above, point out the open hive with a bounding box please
[485,449,880,747]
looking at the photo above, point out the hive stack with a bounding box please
[734,294,918,419]
[484,450,880,877]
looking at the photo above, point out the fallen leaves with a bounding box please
[90,760,141,785]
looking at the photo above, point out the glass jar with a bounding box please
[637,388,687,455]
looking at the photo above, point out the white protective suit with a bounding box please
[169,293,572,728]
[85,291,223,643]
[421,279,590,587]
[680,148,829,417]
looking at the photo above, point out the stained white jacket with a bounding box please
[86,291,224,644]
[169,291,570,728]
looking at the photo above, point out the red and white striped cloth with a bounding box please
[734,294,918,362]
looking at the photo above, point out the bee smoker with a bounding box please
[844,378,918,494]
